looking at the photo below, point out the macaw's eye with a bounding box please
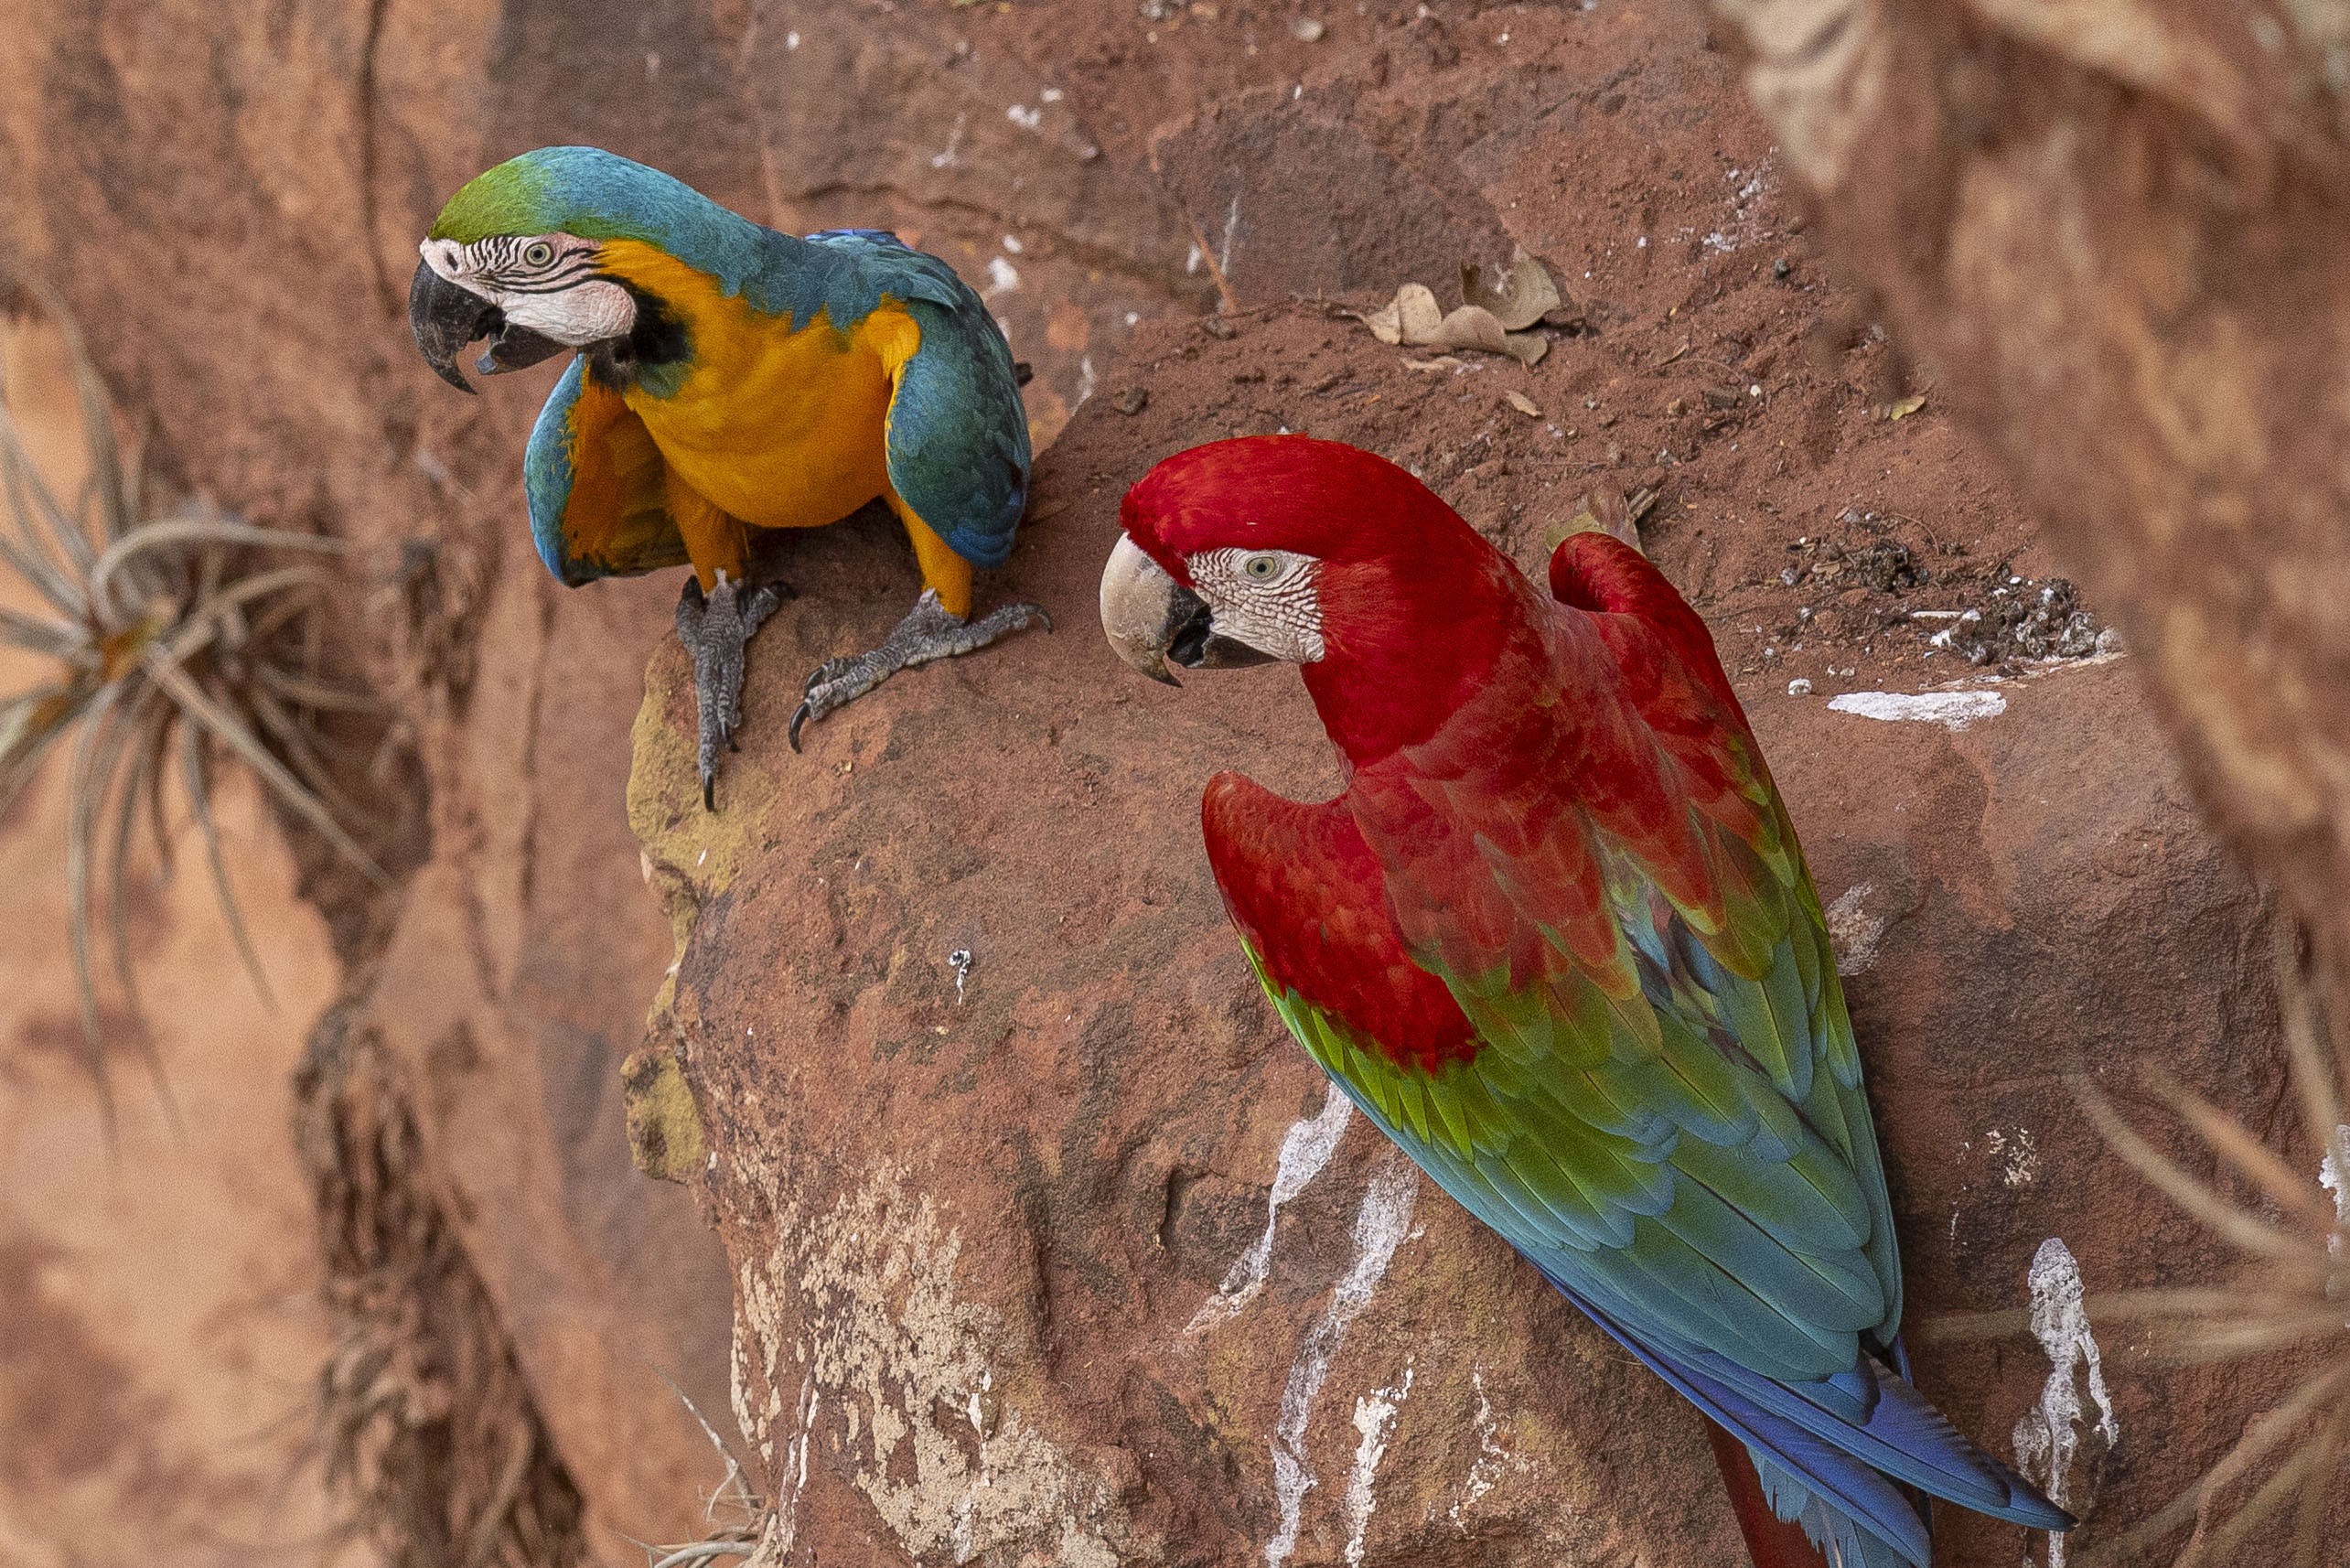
[522,241,555,268]
[1242,553,1282,581]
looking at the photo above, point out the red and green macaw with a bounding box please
[406,145,1044,807]
[1100,435,2069,1568]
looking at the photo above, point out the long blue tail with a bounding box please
[1543,1272,2070,1567]
[1749,1445,1916,1566]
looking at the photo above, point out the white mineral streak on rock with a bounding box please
[1342,1359,1414,1567]
[782,1372,816,1541]
[1823,881,1886,974]
[1189,1088,1356,1331]
[928,111,967,170]
[1985,1126,2040,1188]
[1827,689,2007,729]
[734,1158,1132,1566]
[2323,1129,2349,1314]
[2322,1126,2350,1250]
[1266,1156,1421,1568]
[2011,1238,2118,1568]
[1449,1365,1517,1527]
[732,1312,769,1465]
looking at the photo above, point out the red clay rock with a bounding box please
[628,306,2281,1567]
[0,0,2314,1562]
[1149,85,1518,307]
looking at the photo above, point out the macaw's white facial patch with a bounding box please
[1187,545,1326,662]
[498,278,636,346]
[417,232,637,348]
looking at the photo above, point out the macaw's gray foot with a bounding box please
[676,573,788,811]
[789,589,1050,751]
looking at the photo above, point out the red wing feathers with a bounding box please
[1550,532,1745,720]
[1201,772,1475,1072]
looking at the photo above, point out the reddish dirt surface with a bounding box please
[1088,298,2092,699]
[0,1,2324,1565]
[631,344,2279,1564]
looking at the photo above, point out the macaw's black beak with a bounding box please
[407,258,569,392]
[408,259,493,392]
[1098,534,1275,685]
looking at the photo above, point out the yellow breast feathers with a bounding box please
[593,240,921,533]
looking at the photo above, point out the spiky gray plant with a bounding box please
[1928,923,2350,1566]
[2057,923,2350,1566]
[0,277,385,1128]
[629,1373,765,1568]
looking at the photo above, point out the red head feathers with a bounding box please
[1111,435,1551,762]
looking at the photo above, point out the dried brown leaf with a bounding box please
[1462,247,1566,332]
[1356,283,1548,364]
[1544,489,1646,555]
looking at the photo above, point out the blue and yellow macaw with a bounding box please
[406,145,1044,807]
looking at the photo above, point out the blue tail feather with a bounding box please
[1549,1273,1932,1563]
[1540,1270,2072,1565]
[1753,1450,1915,1568]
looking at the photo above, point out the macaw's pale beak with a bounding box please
[406,258,568,392]
[1099,533,1274,685]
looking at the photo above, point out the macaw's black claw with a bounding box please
[802,653,860,696]
[791,589,1050,741]
[675,574,784,811]
[788,701,812,754]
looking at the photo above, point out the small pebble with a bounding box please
[1113,387,1150,415]
[1772,257,1792,280]
[1787,678,1813,696]
[1293,16,1325,40]
[1201,316,1237,339]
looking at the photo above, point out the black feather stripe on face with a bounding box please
[496,262,602,295]
[468,235,601,294]
[586,285,689,391]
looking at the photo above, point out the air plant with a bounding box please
[628,1373,766,1568]
[2059,923,2350,1567]
[0,276,385,1128]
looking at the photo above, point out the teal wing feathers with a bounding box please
[1252,861,1896,1388]
[523,357,690,585]
[804,231,1031,569]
